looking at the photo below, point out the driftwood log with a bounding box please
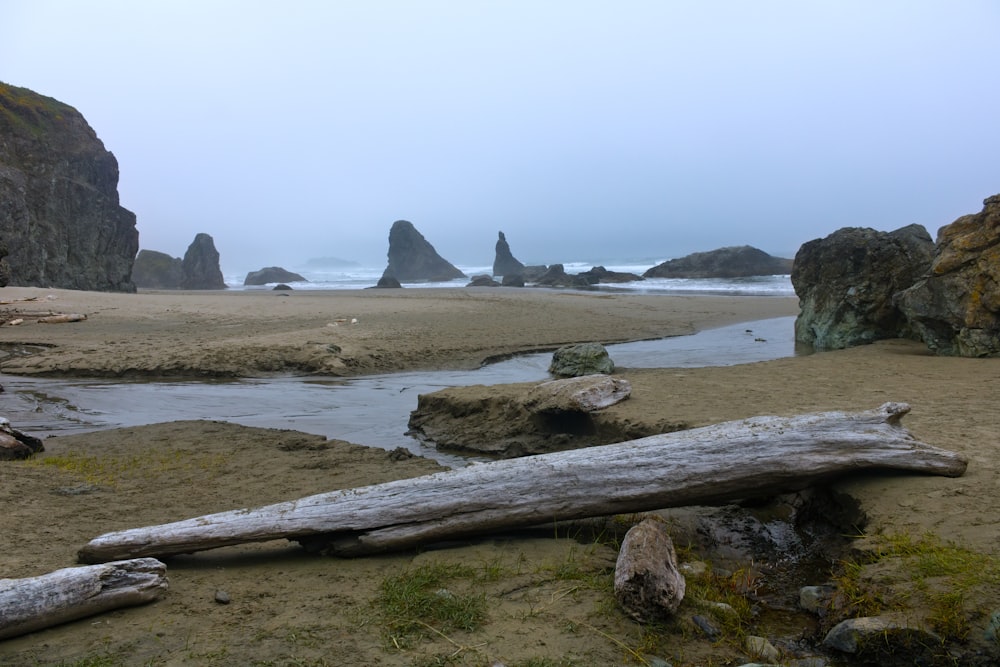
[0,558,168,640]
[78,403,967,563]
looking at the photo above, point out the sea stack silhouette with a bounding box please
[492,231,525,277]
[381,220,466,282]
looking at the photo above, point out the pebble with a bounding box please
[214,590,231,604]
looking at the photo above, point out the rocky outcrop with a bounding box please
[895,195,1000,356]
[243,267,306,286]
[180,233,226,290]
[131,250,183,289]
[0,83,138,291]
[578,266,644,284]
[373,275,402,288]
[792,225,934,350]
[381,220,465,282]
[644,246,793,279]
[533,264,591,288]
[466,274,500,287]
[492,231,525,277]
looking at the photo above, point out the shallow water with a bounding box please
[2,317,799,463]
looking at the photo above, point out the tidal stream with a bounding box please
[2,317,798,463]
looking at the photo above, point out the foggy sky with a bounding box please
[3,1,999,273]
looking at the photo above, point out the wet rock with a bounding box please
[492,231,525,277]
[533,263,591,288]
[272,284,292,291]
[792,224,933,349]
[523,375,631,413]
[895,194,1000,356]
[614,518,686,621]
[644,245,793,279]
[466,274,500,287]
[244,266,306,286]
[500,273,525,287]
[381,219,465,282]
[548,342,615,377]
[578,265,644,284]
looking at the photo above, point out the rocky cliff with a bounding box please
[0,82,138,291]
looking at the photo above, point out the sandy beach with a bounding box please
[1,286,998,666]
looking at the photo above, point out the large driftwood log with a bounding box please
[0,558,168,640]
[78,403,967,563]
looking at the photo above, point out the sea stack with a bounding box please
[493,231,525,277]
[381,220,465,282]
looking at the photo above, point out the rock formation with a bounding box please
[180,233,226,290]
[466,274,500,287]
[131,250,183,289]
[549,342,615,377]
[243,267,306,286]
[373,275,402,288]
[492,231,525,277]
[381,220,465,282]
[643,246,793,279]
[895,195,1000,356]
[792,224,934,350]
[578,266,644,284]
[533,264,591,288]
[0,83,138,291]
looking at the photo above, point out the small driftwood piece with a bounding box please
[0,558,168,640]
[78,403,967,563]
[37,313,87,323]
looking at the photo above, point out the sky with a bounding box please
[3,1,999,273]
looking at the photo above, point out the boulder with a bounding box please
[381,220,465,282]
[549,342,615,377]
[895,195,1000,356]
[243,267,306,286]
[271,284,292,291]
[614,518,686,621]
[643,245,793,279]
[180,233,227,290]
[520,265,549,282]
[534,264,591,288]
[131,250,183,289]
[500,274,525,287]
[578,266,644,284]
[0,83,139,292]
[466,274,500,287]
[791,225,933,350]
[822,614,945,665]
[492,231,525,277]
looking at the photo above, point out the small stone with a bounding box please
[214,590,231,604]
[744,635,781,663]
[799,584,836,616]
[690,614,720,638]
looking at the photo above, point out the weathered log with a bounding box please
[78,403,967,563]
[37,313,87,323]
[615,518,686,621]
[0,558,168,640]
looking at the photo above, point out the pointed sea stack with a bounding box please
[382,220,465,282]
[493,231,525,277]
[180,233,227,289]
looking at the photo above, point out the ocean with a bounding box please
[224,260,795,297]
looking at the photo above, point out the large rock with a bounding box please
[132,250,183,289]
[643,245,793,279]
[0,83,138,292]
[381,220,465,282]
[895,195,1000,356]
[548,342,615,377]
[614,518,686,622]
[534,264,591,288]
[180,233,227,290]
[492,231,525,277]
[243,266,306,286]
[792,224,933,350]
[578,266,644,284]
[0,418,44,461]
